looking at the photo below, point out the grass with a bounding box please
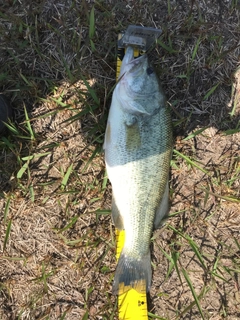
[0,0,240,319]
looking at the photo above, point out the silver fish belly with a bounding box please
[104,46,172,294]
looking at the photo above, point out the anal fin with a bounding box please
[154,181,170,229]
[111,195,124,230]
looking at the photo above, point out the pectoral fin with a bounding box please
[111,195,124,230]
[154,182,170,229]
[103,122,111,150]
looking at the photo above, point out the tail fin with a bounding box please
[112,250,152,295]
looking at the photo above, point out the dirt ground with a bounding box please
[0,1,239,319]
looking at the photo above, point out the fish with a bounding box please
[104,46,172,295]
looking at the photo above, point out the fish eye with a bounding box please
[146,67,154,75]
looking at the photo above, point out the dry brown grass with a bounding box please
[0,0,239,319]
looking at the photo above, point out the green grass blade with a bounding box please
[59,312,67,320]
[62,103,99,124]
[203,83,220,100]
[89,6,95,39]
[82,311,89,320]
[185,235,207,270]
[19,72,31,86]
[4,122,20,135]
[21,152,51,161]
[199,187,240,203]
[57,216,78,233]
[29,183,35,202]
[157,39,177,53]
[167,225,207,270]
[95,209,111,223]
[182,268,205,319]
[223,127,240,135]
[50,97,69,107]
[4,122,20,136]
[57,50,75,82]
[159,247,175,279]
[2,256,26,261]
[233,237,240,250]
[3,219,12,251]
[173,149,209,175]
[172,250,182,283]
[90,38,96,52]
[167,0,171,14]
[81,146,100,173]
[183,127,208,141]
[191,37,201,62]
[168,209,187,218]
[61,163,73,190]
[24,105,35,140]
[81,75,99,105]
[191,36,201,62]
[177,286,209,319]
[102,169,108,191]
[148,312,167,319]
[229,98,238,117]
[211,271,228,282]
[229,92,239,117]
[4,197,11,223]
[17,162,29,179]
[158,246,182,282]
[1,136,14,149]
[203,185,210,207]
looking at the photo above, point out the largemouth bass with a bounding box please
[104,46,172,295]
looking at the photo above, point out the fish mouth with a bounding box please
[128,53,147,66]
[122,46,147,66]
[127,54,148,79]
[119,46,148,79]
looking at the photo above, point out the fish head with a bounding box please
[119,46,159,96]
